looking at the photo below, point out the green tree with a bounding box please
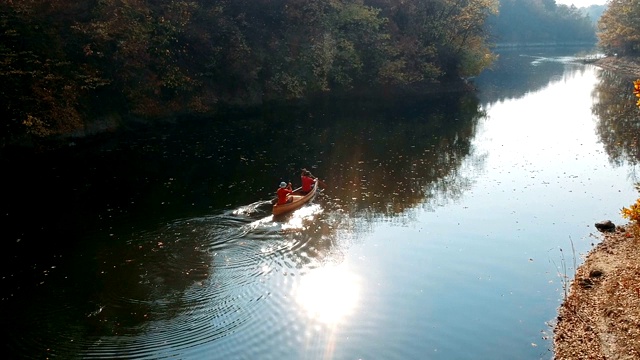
[436,0,499,78]
[371,0,498,83]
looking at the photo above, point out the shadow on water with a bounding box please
[2,192,331,358]
[1,88,488,358]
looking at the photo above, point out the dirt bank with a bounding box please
[594,56,640,78]
[553,226,640,359]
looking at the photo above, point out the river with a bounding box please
[1,47,639,359]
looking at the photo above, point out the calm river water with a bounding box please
[2,47,640,359]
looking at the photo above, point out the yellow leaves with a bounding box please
[598,0,640,55]
[634,79,640,108]
[22,114,54,137]
[621,185,640,228]
[621,197,640,226]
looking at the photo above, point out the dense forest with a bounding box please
[0,0,501,144]
[0,0,616,146]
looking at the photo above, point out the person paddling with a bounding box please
[301,168,326,190]
[276,181,293,205]
[300,169,316,194]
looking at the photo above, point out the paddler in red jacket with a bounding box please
[276,181,293,205]
[300,169,316,194]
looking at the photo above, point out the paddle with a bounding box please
[315,178,327,188]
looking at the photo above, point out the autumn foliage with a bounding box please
[0,0,504,144]
[634,79,640,107]
[598,0,640,56]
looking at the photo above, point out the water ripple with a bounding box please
[3,197,328,360]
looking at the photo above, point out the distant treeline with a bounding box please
[488,0,597,45]
[0,0,601,144]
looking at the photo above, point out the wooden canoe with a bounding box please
[272,180,318,216]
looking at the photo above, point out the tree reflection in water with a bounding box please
[303,93,487,220]
[592,69,640,171]
[1,84,490,359]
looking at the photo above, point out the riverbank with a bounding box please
[553,56,640,359]
[553,225,640,359]
[593,56,640,78]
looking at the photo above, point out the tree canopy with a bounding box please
[0,0,500,143]
[598,0,640,56]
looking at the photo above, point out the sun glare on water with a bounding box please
[293,264,361,325]
[281,204,323,231]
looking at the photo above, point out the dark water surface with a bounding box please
[2,48,640,359]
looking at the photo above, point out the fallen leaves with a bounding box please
[553,225,640,359]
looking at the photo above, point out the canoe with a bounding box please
[272,180,317,216]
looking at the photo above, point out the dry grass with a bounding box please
[553,225,640,359]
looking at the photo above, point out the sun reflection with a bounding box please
[293,264,360,325]
[281,204,322,231]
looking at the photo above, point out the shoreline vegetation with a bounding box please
[0,0,599,148]
[553,57,640,359]
[0,0,502,147]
